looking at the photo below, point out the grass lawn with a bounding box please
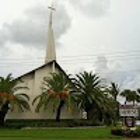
[0,128,123,140]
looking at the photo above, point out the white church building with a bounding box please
[6,6,82,120]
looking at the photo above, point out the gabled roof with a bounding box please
[15,60,67,80]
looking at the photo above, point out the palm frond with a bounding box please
[33,72,77,117]
[0,73,30,112]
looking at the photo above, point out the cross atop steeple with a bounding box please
[48,5,55,28]
[48,5,56,11]
[45,4,56,64]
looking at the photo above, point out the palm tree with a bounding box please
[105,82,120,124]
[0,74,30,126]
[106,82,120,101]
[72,71,105,120]
[121,89,140,105]
[136,89,140,102]
[87,90,116,124]
[98,93,117,125]
[33,72,76,122]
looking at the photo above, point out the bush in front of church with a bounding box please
[111,128,140,137]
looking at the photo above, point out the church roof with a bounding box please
[16,60,66,79]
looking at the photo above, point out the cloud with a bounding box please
[0,4,71,49]
[0,2,72,77]
[95,56,108,72]
[94,56,140,90]
[69,0,110,18]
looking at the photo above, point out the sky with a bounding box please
[0,0,140,94]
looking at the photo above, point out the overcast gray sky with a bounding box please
[0,0,140,93]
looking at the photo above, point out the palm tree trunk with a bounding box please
[56,100,65,122]
[0,103,9,126]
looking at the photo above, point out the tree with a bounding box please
[121,89,140,105]
[105,82,120,124]
[86,90,116,125]
[98,93,117,125]
[33,72,76,122]
[72,71,105,120]
[136,89,140,103]
[0,74,30,126]
[106,82,120,101]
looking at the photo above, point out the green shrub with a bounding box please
[111,128,124,136]
[5,119,104,128]
[111,128,140,137]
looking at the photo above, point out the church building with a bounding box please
[6,6,82,120]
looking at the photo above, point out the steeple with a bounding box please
[45,5,56,64]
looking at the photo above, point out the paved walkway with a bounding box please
[124,138,140,140]
[22,126,106,129]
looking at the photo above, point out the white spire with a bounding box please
[45,5,56,64]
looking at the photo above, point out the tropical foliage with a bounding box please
[121,89,140,105]
[72,71,114,122]
[106,82,120,101]
[73,71,101,109]
[33,72,77,122]
[0,74,30,126]
[105,82,120,124]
